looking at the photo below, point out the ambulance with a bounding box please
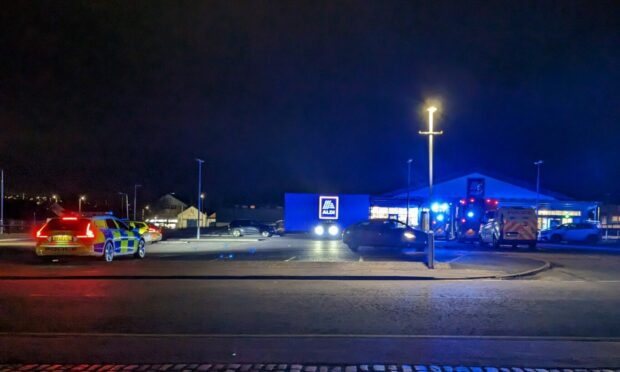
[479,207,537,249]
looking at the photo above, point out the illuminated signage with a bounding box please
[319,196,339,220]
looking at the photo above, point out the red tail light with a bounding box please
[35,225,48,239]
[461,218,466,224]
[459,199,466,205]
[148,227,159,233]
[77,223,95,239]
[469,198,475,203]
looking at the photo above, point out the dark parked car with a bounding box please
[342,219,428,252]
[228,220,276,237]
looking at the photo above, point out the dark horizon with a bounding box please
[2,1,619,205]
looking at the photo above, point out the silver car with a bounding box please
[538,222,601,244]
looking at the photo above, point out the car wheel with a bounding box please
[550,234,561,243]
[528,242,537,250]
[347,242,359,252]
[585,235,598,245]
[261,231,270,238]
[103,241,114,262]
[134,239,146,259]
[232,229,241,237]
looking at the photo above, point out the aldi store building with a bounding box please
[284,172,599,234]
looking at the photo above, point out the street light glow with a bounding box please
[427,106,437,113]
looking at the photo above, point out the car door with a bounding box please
[480,211,495,242]
[385,220,408,247]
[116,220,137,254]
[563,224,578,241]
[104,219,123,254]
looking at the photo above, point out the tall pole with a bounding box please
[406,159,412,226]
[79,196,85,214]
[133,184,142,220]
[419,106,442,269]
[1,169,4,235]
[118,192,129,219]
[534,160,544,226]
[196,158,204,239]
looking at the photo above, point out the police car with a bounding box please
[35,215,146,262]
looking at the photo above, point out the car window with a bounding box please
[94,219,107,229]
[44,218,91,231]
[105,219,118,229]
[116,220,130,230]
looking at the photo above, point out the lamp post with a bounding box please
[118,192,129,219]
[419,105,443,269]
[133,184,142,220]
[534,160,544,224]
[406,159,413,226]
[196,158,205,239]
[142,205,149,221]
[78,195,85,214]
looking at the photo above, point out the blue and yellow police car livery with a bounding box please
[35,215,146,262]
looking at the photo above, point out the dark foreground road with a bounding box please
[1,238,620,366]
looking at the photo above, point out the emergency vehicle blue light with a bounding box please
[440,203,449,211]
[467,211,475,218]
[436,214,445,222]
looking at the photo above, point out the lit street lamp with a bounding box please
[78,195,86,214]
[142,205,150,221]
[133,184,142,220]
[419,105,443,269]
[196,158,205,240]
[406,159,413,226]
[534,160,544,219]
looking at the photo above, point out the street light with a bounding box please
[142,205,150,221]
[419,106,442,198]
[406,159,413,226]
[534,160,544,222]
[133,184,142,220]
[196,158,205,239]
[118,192,129,219]
[78,195,85,214]
[419,105,443,269]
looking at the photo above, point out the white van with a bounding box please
[479,207,538,249]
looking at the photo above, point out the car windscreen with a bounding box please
[44,218,90,231]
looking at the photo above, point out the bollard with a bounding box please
[427,231,435,269]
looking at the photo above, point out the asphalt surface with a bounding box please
[1,236,620,365]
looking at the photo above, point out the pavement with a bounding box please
[1,236,620,367]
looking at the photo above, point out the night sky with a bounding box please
[2,1,619,207]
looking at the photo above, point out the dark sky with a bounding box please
[1,0,619,206]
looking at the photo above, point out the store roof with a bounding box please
[385,172,571,201]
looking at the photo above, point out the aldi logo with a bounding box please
[319,196,339,220]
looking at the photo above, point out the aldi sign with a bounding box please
[319,196,339,220]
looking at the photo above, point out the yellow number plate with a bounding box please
[52,235,72,242]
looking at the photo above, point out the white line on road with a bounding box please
[358,256,364,262]
[285,256,296,262]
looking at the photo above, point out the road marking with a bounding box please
[285,256,296,262]
[358,256,364,262]
[1,331,620,342]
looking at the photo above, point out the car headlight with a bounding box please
[328,225,339,236]
[403,231,416,239]
[314,225,325,236]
